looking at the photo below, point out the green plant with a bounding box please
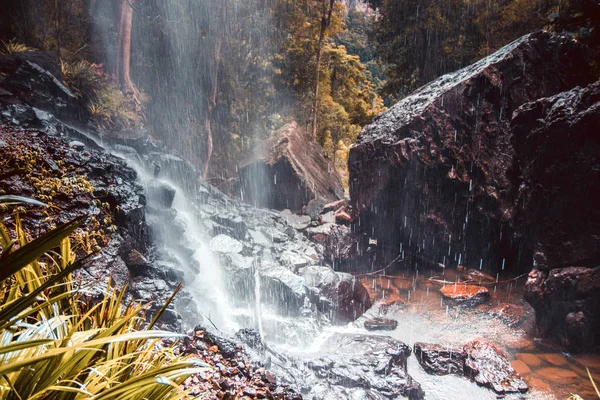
[0,39,34,55]
[60,60,102,99]
[0,196,206,399]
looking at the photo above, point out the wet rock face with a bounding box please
[510,80,600,270]
[525,267,600,352]
[239,122,344,211]
[0,52,86,122]
[348,32,596,275]
[414,340,528,395]
[512,80,600,352]
[304,334,424,399]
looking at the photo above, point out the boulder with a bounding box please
[322,199,346,214]
[413,342,467,375]
[259,263,307,316]
[414,340,528,395]
[463,339,529,395]
[524,267,600,352]
[305,334,424,399]
[300,265,371,323]
[440,284,490,305]
[239,122,344,211]
[348,31,596,275]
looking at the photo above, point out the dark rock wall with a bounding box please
[348,32,596,275]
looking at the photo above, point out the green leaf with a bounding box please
[0,216,85,283]
[0,195,47,208]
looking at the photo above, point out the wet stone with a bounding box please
[210,234,244,254]
[516,353,544,368]
[440,284,490,305]
[511,360,531,375]
[414,342,467,376]
[489,303,527,327]
[364,318,398,331]
[463,339,529,395]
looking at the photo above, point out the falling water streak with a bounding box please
[254,265,264,340]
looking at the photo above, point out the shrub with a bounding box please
[0,196,206,399]
[0,39,34,55]
[60,60,143,130]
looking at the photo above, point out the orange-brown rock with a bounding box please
[511,360,531,375]
[516,353,543,368]
[440,284,490,305]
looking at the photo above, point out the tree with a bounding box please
[311,0,337,138]
[116,0,139,105]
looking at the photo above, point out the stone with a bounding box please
[259,263,306,315]
[489,303,527,327]
[303,197,329,220]
[0,53,87,122]
[348,31,596,281]
[211,214,247,240]
[464,269,496,284]
[511,81,600,271]
[210,234,244,254]
[69,140,86,149]
[538,353,568,367]
[414,342,467,375]
[511,360,531,376]
[440,284,490,305]
[305,334,424,399]
[516,353,543,368]
[364,318,398,331]
[280,210,311,230]
[534,367,579,385]
[525,266,600,352]
[463,339,529,395]
[322,199,346,214]
[239,122,343,211]
[334,210,352,225]
[378,299,406,315]
[146,180,176,209]
[300,265,371,323]
[318,211,336,224]
[235,328,266,352]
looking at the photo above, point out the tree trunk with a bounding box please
[310,0,335,139]
[201,2,226,180]
[117,0,137,100]
[55,0,62,59]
